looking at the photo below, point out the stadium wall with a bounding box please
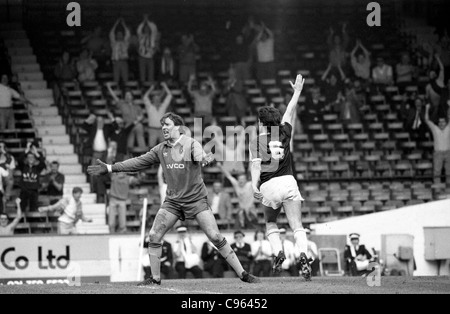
[313,200,450,276]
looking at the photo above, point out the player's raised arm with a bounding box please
[9,198,23,229]
[87,148,160,176]
[249,142,263,201]
[281,74,305,126]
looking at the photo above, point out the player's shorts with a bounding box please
[260,175,304,210]
[161,197,211,221]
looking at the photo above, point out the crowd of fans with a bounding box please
[1,10,450,238]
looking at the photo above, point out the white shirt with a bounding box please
[372,65,393,85]
[93,129,107,152]
[428,123,450,152]
[281,239,297,270]
[0,167,9,193]
[251,240,272,261]
[0,84,20,108]
[144,96,171,128]
[256,38,274,63]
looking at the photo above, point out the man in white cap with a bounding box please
[344,233,373,276]
[173,226,203,279]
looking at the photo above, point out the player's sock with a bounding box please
[148,242,162,281]
[216,238,245,277]
[267,227,283,255]
[293,228,308,254]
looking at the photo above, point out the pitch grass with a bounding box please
[1,277,449,294]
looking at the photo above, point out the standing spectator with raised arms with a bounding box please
[0,74,22,130]
[254,23,275,80]
[350,40,371,81]
[110,18,131,84]
[137,14,158,83]
[178,34,199,84]
[188,75,216,127]
[0,198,22,236]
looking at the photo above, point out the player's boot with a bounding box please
[272,251,286,275]
[137,277,161,286]
[297,253,312,281]
[240,271,261,284]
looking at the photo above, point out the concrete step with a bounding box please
[11,63,40,73]
[33,116,62,126]
[20,80,47,91]
[4,38,30,48]
[18,72,43,81]
[42,134,70,145]
[30,106,58,116]
[65,174,88,184]
[42,144,74,155]
[58,164,82,174]
[37,125,66,136]
[25,89,53,99]
[8,47,34,56]
[47,154,79,164]
[76,224,110,235]
[11,55,37,64]
[0,30,27,39]
[82,204,107,216]
[30,97,54,107]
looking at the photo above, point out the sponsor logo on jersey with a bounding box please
[166,164,185,169]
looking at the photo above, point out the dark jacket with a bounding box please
[231,242,253,264]
[19,153,46,191]
[344,244,372,262]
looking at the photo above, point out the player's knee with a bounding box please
[208,234,224,246]
[148,230,162,243]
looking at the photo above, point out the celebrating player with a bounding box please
[88,112,260,285]
[249,74,312,280]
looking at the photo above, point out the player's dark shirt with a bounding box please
[250,123,294,185]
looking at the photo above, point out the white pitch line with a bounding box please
[138,285,223,295]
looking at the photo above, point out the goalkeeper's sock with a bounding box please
[148,242,163,281]
[216,238,245,277]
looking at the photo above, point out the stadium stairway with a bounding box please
[2,22,109,234]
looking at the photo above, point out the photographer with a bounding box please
[18,141,46,212]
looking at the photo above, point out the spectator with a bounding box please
[225,67,248,122]
[54,51,76,82]
[108,115,142,161]
[137,14,158,83]
[279,228,298,276]
[306,228,320,277]
[372,56,393,86]
[321,63,346,103]
[143,238,174,280]
[81,114,113,201]
[207,181,233,221]
[425,103,450,184]
[188,75,216,126]
[301,86,327,125]
[201,240,228,278]
[81,26,109,65]
[76,49,98,83]
[426,54,446,111]
[0,198,22,236]
[0,74,22,130]
[41,161,65,205]
[110,18,131,84]
[107,83,146,152]
[396,53,416,88]
[0,163,9,214]
[254,23,275,80]
[157,165,167,203]
[231,230,253,272]
[143,82,173,147]
[344,233,373,276]
[219,165,258,229]
[334,82,362,125]
[0,141,16,204]
[178,34,199,84]
[401,97,428,140]
[159,47,176,83]
[327,23,350,68]
[350,40,371,81]
[174,226,203,279]
[18,142,46,212]
[230,34,251,81]
[251,229,272,277]
[108,156,139,233]
[38,187,92,235]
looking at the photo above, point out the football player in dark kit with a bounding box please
[88,112,260,285]
[250,74,312,280]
